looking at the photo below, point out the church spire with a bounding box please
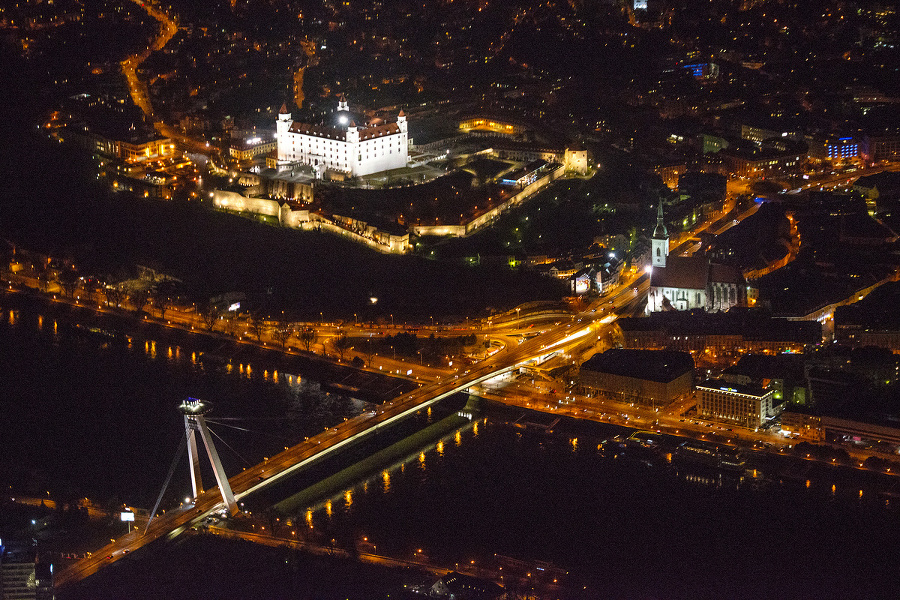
[651,200,668,268]
[653,200,668,240]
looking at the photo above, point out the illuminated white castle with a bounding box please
[276,96,408,177]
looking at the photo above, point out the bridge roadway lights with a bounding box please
[219,325,593,503]
[234,363,525,502]
[178,398,239,516]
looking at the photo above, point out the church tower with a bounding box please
[651,200,669,268]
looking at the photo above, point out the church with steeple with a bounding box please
[646,201,748,313]
[275,96,408,178]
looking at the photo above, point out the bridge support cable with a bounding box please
[145,436,186,535]
[206,423,252,467]
[204,418,295,444]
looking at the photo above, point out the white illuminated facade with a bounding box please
[697,379,774,429]
[651,201,669,268]
[646,202,747,313]
[276,97,408,177]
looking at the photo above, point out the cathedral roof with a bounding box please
[651,257,746,291]
[651,256,709,290]
[709,263,744,285]
[279,103,289,114]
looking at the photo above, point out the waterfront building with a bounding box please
[779,412,825,441]
[578,348,694,408]
[276,97,408,177]
[696,378,775,429]
[781,411,900,451]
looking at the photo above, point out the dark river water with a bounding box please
[3,294,900,599]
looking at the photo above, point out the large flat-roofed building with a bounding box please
[697,378,775,429]
[276,97,408,177]
[579,349,694,408]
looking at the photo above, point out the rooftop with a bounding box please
[722,353,807,382]
[581,348,694,383]
[650,256,710,290]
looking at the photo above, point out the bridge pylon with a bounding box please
[178,398,239,516]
